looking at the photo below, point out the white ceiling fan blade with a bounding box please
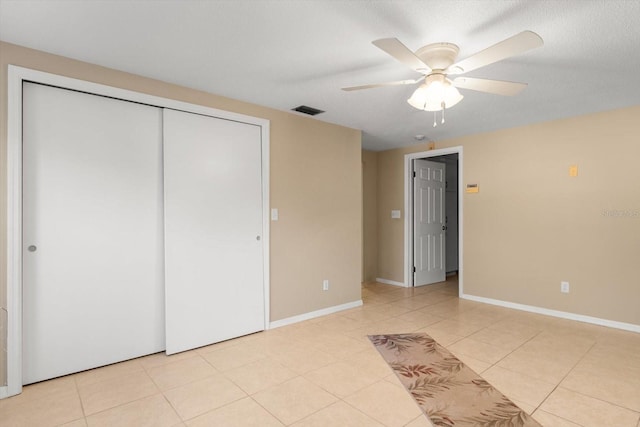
[342,77,424,92]
[372,38,431,72]
[453,77,527,96]
[447,31,543,75]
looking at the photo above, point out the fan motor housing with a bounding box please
[415,42,460,71]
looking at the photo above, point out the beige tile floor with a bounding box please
[1,276,640,426]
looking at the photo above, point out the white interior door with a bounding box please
[413,159,446,286]
[163,109,264,354]
[22,83,165,384]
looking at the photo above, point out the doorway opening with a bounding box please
[404,147,463,296]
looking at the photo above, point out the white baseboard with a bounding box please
[461,293,640,334]
[0,386,7,399]
[268,300,363,329]
[375,278,407,287]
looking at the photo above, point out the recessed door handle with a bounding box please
[256,235,261,241]
[28,245,37,252]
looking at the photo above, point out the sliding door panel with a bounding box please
[22,83,165,384]
[163,109,264,354]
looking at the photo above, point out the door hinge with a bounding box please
[413,171,416,178]
[413,266,416,273]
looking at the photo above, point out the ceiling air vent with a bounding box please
[292,105,325,116]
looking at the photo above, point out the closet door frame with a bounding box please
[4,65,271,398]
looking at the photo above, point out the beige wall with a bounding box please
[362,150,378,282]
[375,106,640,326]
[376,147,407,281]
[0,42,363,385]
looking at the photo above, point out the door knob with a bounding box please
[256,235,261,241]
[28,245,37,252]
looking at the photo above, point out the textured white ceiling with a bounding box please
[1,0,639,151]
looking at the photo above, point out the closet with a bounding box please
[21,81,266,385]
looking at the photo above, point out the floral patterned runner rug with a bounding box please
[369,333,541,427]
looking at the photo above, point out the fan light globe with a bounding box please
[407,74,463,112]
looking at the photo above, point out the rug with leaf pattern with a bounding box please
[369,333,541,427]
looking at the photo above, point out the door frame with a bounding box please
[404,147,463,294]
[5,65,271,398]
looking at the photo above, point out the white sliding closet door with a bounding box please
[22,83,165,384]
[163,109,264,354]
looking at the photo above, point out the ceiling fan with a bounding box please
[342,31,543,124]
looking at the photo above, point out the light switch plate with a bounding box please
[391,210,401,219]
[271,208,278,221]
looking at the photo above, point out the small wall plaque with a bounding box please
[466,184,479,193]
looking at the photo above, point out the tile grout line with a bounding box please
[444,327,548,415]
[158,392,184,424]
[529,337,598,418]
[243,376,313,426]
[532,409,586,427]
[72,374,89,420]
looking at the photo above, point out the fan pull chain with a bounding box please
[433,111,437,127]
[441,101,446,124]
